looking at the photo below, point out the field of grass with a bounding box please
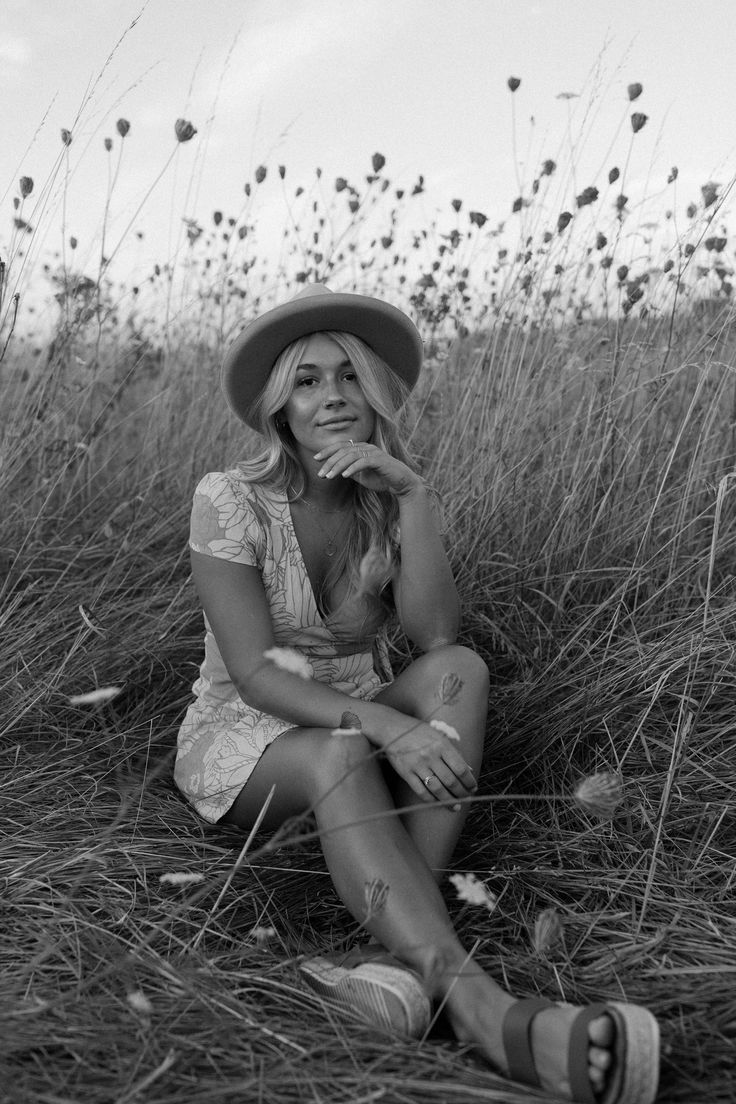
[3,78,736,1103]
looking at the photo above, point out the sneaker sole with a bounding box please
[300,957,431,1037]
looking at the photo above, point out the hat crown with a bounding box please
[291,283,333,303]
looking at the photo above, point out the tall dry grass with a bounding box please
[3,74,736,1103]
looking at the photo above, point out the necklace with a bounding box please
[298,497,352,557]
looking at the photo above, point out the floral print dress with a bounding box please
[174,468,394,823]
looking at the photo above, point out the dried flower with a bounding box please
[608,166,620,184]
[335,177,348,192]
[615,194,628,212]
[533,907,565,955]
[684,243,696,256]
[278,164,285,179]
[573,771,623,820]
[556,91,579,101]
[668,166,678,183]
[663,259,675,273]
[576,186,598,208]
[627,82,643,101]
[371,152,386,173]
[595,232,607,249]
[251,925,276,947]
[61,128,72,146]
[701,181,719,208]
[631,112,648,134]
[104,137,112,152]
[617,264,629,282]
[541,159,556,177]
[507,76,521,92]
[451,198,462,212]
[159,871,205,887]
[174,118,197,143]
[263,647,311,679]
[430,719,460,742]
[68,686,121,705]
[70,236,78,249]
[557,211,573,233]
[19,176,33,198]
[439,672,463,705]
[450,872,497,913]
[469,210,487,229]
[117,118,130,138]
[254,164,267,184]
[127,990,153,1016]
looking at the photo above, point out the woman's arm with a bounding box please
[393,484,460,651]
[190,549,474,803]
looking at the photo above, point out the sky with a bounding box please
[2,0,735,323]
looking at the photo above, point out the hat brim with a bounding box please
[221,292,423,428]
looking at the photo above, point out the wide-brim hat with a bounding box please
[221,283,423,429]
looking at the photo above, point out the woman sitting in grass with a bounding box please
[175,283,659,1103]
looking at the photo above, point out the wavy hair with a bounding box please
[236,331,420,611]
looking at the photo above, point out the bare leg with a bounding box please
[373,644,489,880]
[223,721,614,1097]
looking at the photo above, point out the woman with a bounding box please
[175,284,659,1103]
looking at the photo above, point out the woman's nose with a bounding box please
[322,382,346,407]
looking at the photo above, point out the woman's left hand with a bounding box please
[314,440,421,498]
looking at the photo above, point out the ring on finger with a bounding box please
[424,774,435,788]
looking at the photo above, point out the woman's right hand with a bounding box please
[380,717,478,808]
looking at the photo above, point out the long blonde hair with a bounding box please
[237,331,420,609]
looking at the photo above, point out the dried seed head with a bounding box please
[449,872,498,913]
[596,232,607,249]
[608,166,620,184]
[507,76,521,92]
[684,243,696,256]
[104,137,112,152]
[533,907,565,955]
[631,112,648,134]
[174,118,197,143]
[254,164,267,184]
[663,259,674,273]
[615,194,628,212]
[701,181,719,208]
[469,210,488,228]
[541,159,556,177]
[61,128,72,146]
[627,82,643,101]
[576,185,599,208]
[19,176,33,198]
[668,166,678,183]
[371,151,386,173]
[557,210,573,233]
[617,264,629,282]
[335,177,348,192]
[573,771,623,820]
[70,236,78,249]
[117,118,130,138]
[278,164,285,179]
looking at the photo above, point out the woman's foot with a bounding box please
[440,967,656,1102]
[299,954,432,1038]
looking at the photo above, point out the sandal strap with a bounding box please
[567,1002,611,1104]
[502,997,555,1087]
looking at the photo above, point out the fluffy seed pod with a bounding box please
[701,181,719,208]
[557,211,573,233]
[104,137,112,152]
[596,232,607,249]
[533,908,565,955]
[19,176,33,198]
[61,128,72,146]
[608,166,620,184]
[451,198,462,212]
[541,159,556,177]
[116,118,130,137]
[573,771,623,821]
[631,112,648,133]
[469,210,487,228]
[576,186,598,208]
[627,82,643,101]
[254,165,267,184]
[663,259,675,273]
[371,152,386,173]
[278,164,285,179]
[335,177,348,192]
[507,76,521,91]
[174,118,197,143]
[668,166,678,183]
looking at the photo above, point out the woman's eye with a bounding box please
[297,377,315,387]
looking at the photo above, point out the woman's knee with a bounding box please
[421,643,490,697]
[302,727,378,789]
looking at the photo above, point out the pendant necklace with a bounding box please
[300,498,352,557]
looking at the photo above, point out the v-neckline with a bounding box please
[284,494,346,625]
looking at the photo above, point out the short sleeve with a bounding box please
[189,471,264,565]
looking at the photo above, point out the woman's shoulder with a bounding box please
[190,468,276,561]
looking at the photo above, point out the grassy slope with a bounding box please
[2,304,736,1102]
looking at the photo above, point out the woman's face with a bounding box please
[280,334,375,462]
